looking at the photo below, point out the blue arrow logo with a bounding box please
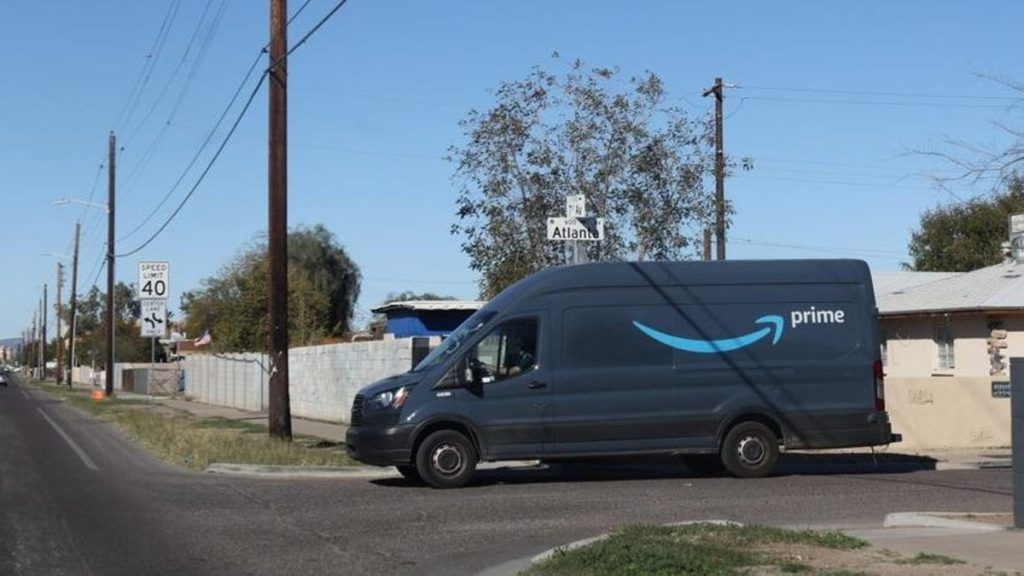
[633,315,785,354]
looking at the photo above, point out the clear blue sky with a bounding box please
[2,0,1021,340]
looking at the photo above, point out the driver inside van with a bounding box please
[503,326,537,377]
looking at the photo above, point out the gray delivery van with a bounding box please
[346,260,899,488]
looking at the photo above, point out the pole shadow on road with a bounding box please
[371,453,940,489]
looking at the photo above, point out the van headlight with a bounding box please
[368,386,413,411]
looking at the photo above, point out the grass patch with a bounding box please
[896,552,965,565]
[522,523,869,576]
[36,384,357,471]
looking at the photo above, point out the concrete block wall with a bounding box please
[182,353,269,412]
[180,338,429,423]
[288,338,416,422]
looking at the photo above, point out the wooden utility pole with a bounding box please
[267,0,292,439]
[68,222,80,387]
[106,132,116,397]
[42,284,47,378]
[56,263,64,385]
[702,77,726,260]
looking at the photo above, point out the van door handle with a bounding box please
[527,381,547,390]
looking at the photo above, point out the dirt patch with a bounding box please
[933,513,1015,528]
[753,542,984,575]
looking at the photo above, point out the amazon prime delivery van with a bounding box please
[346,260,899,488]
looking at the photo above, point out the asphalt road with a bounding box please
[0,376,1014,576]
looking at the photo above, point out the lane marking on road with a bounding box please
[36,407,100,472]
[21,389,30,400]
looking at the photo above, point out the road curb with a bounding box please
[528,519,743,566]
[204,460,544,479]
[883,512,1007,532]
[205,463,395,478]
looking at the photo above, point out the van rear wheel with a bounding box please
[415,430,477,489]
[721,421,779,478]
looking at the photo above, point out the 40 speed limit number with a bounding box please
[138,261,170,299]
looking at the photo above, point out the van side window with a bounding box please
[468,319,538,384]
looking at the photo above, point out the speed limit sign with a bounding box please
[138,261,170,299]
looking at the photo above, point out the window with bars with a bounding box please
[935,325,955,370]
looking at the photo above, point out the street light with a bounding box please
[54,197,109,212]
[42,251,75,386]
[57,148,115,393]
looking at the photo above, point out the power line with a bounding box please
[734,237,907,260]
[118,50,266,243]
[741,84,1019,102]
[741,95,1006,109]
[117,0,354,257]
[116,72,268,258]
[114,0,183,134]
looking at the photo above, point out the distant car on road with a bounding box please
[0,370,8,387]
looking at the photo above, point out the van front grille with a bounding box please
[351,394,365,427]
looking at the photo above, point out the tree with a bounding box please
[907,178,1024,271]
[449,56,719,297]
[66,283,151,367]
[383,291,457,303]
[181,224,361,352]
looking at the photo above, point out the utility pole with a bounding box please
[106,132,116,397]
[702,77,726,260]
[267,0,292,439]
[31,311,37,378]
[42,284,47,379]
[56,263,64,386]
[68,222,80,387]
[703,228,713,261]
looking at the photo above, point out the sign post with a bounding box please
[547,194,604,265]
[138,261,170,397]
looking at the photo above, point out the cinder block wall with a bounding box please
[180,338,423,423]
[887,377,1012,450]
[288,339,415,422]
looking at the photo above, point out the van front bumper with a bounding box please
[346,425,414,466]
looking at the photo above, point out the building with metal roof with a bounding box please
[371,300,486,339]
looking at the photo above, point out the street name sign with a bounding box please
[138,261,170,299]
[566,194,586,218]
[547,217,605,241]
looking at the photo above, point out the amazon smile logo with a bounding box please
[633,316,785,354]
[633,307,846,354]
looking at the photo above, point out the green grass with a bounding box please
[896,552,965,565]
[36,384,358,471]
[521,524,869,576]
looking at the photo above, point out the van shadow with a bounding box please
[370,452,940,488]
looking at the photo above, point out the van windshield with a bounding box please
[411,310,497,372]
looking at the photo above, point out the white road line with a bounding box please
[21,389,30,400]
[36,407,100,472]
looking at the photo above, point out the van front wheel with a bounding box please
[721,421,778,478]
[415,430,477,489]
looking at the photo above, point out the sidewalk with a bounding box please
[68,381,346,443]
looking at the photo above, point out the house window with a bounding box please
[935,325,955,370]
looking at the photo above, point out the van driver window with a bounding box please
[468,319,538,384]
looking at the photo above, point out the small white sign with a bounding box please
[566,194,586,218]
[140,299,167,338]
[547,217,605,241]
[138,261,170,300]
[1011,214,1024,236]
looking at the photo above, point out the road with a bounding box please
[0,375,1014,575]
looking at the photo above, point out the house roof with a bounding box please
[372,300,487,314]
[873,261,1024,315]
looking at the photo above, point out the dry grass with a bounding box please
[38,384,356,471]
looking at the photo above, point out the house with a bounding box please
[871,238,1024,450]
[372,300,486,339]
